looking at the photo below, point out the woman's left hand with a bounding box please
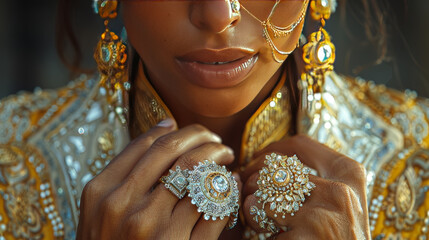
[240,135,370,239]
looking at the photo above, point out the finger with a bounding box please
[152,142,234,212]
[190,173,243,240]
[94,118,177,189]
[123,124,222,199]
[190,212,228,240]
[248,135,366,188]
[258,175,367,233]
[78,118,177,226]
[243,176,326,234]
[243,171,259,197]
[243,194,267,233]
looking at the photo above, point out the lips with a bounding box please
[176,48,258,89]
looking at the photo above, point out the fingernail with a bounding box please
[157,118,175,128]
[211,133,222,143]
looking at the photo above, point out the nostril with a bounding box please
[230,19,238,27]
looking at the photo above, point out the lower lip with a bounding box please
[176,54,258,89]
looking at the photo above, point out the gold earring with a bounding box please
[301,0,336,107]
[241,0,309,63]
[94,0,129,101]
[94,0,129,124]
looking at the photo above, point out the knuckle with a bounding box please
[207,142,226,152]
[334,156,366,183]
[352,162,367,182]
[176,154,198,170]
[189,124,209,134]
[130,135,156,149]
[124,211,158,239]
[153,134,184,152]
[176,143,230,169]
[330,181,354,207]
[332,181,352,195]
[100,191,124,218]
[205,142,231,160]
[81,179,103,202]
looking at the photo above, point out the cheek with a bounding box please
[122,3,186,65]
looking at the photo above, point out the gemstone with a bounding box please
[274,170,289,183]
[212,175,229,193]
[174,176,186,186]
[317,44,332,63]
[101,45,111,62]
[262,194,268,200]
[231,0,240,12]
[293,202,299,211]
[320,0,329,8]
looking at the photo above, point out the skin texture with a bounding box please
[241,135,370,239]
[77,1,370,239]
[77,120,242,239]
[123,0,305,161]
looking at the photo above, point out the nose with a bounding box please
[190,0,241,33]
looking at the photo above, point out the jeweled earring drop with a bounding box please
[300,0,336,109]
[230,0,240,14]
[93,0,129,123]
[241,0,309,63]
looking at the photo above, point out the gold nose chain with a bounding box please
[240,0,309,63]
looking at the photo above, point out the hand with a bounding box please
[77,119,240,240]
[241,135,370,239]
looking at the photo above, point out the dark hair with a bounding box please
[56,0,82,74]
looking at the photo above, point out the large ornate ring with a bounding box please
[254,153,316,219]
[187,160,240,227]
[160,166,190,199]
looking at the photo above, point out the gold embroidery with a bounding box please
[90,130,115,175]
[240,73,290,165]
[385,167,419,230]
[0,144,64,239]
[3,180,43,239]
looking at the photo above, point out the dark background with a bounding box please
[1,0,428,99]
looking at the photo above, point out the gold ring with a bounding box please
[254,153,316,219]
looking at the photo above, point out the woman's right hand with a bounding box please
[76,119,238,240]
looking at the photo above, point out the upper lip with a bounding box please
[177,48,256,63]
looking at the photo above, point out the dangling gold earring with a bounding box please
[93,0,129,123]
[300,0,336,109]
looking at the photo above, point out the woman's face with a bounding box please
[122,0,306,118]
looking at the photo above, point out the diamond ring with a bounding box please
[254,153,316,219]
[187,160,240,227]
[160,166,190,199]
